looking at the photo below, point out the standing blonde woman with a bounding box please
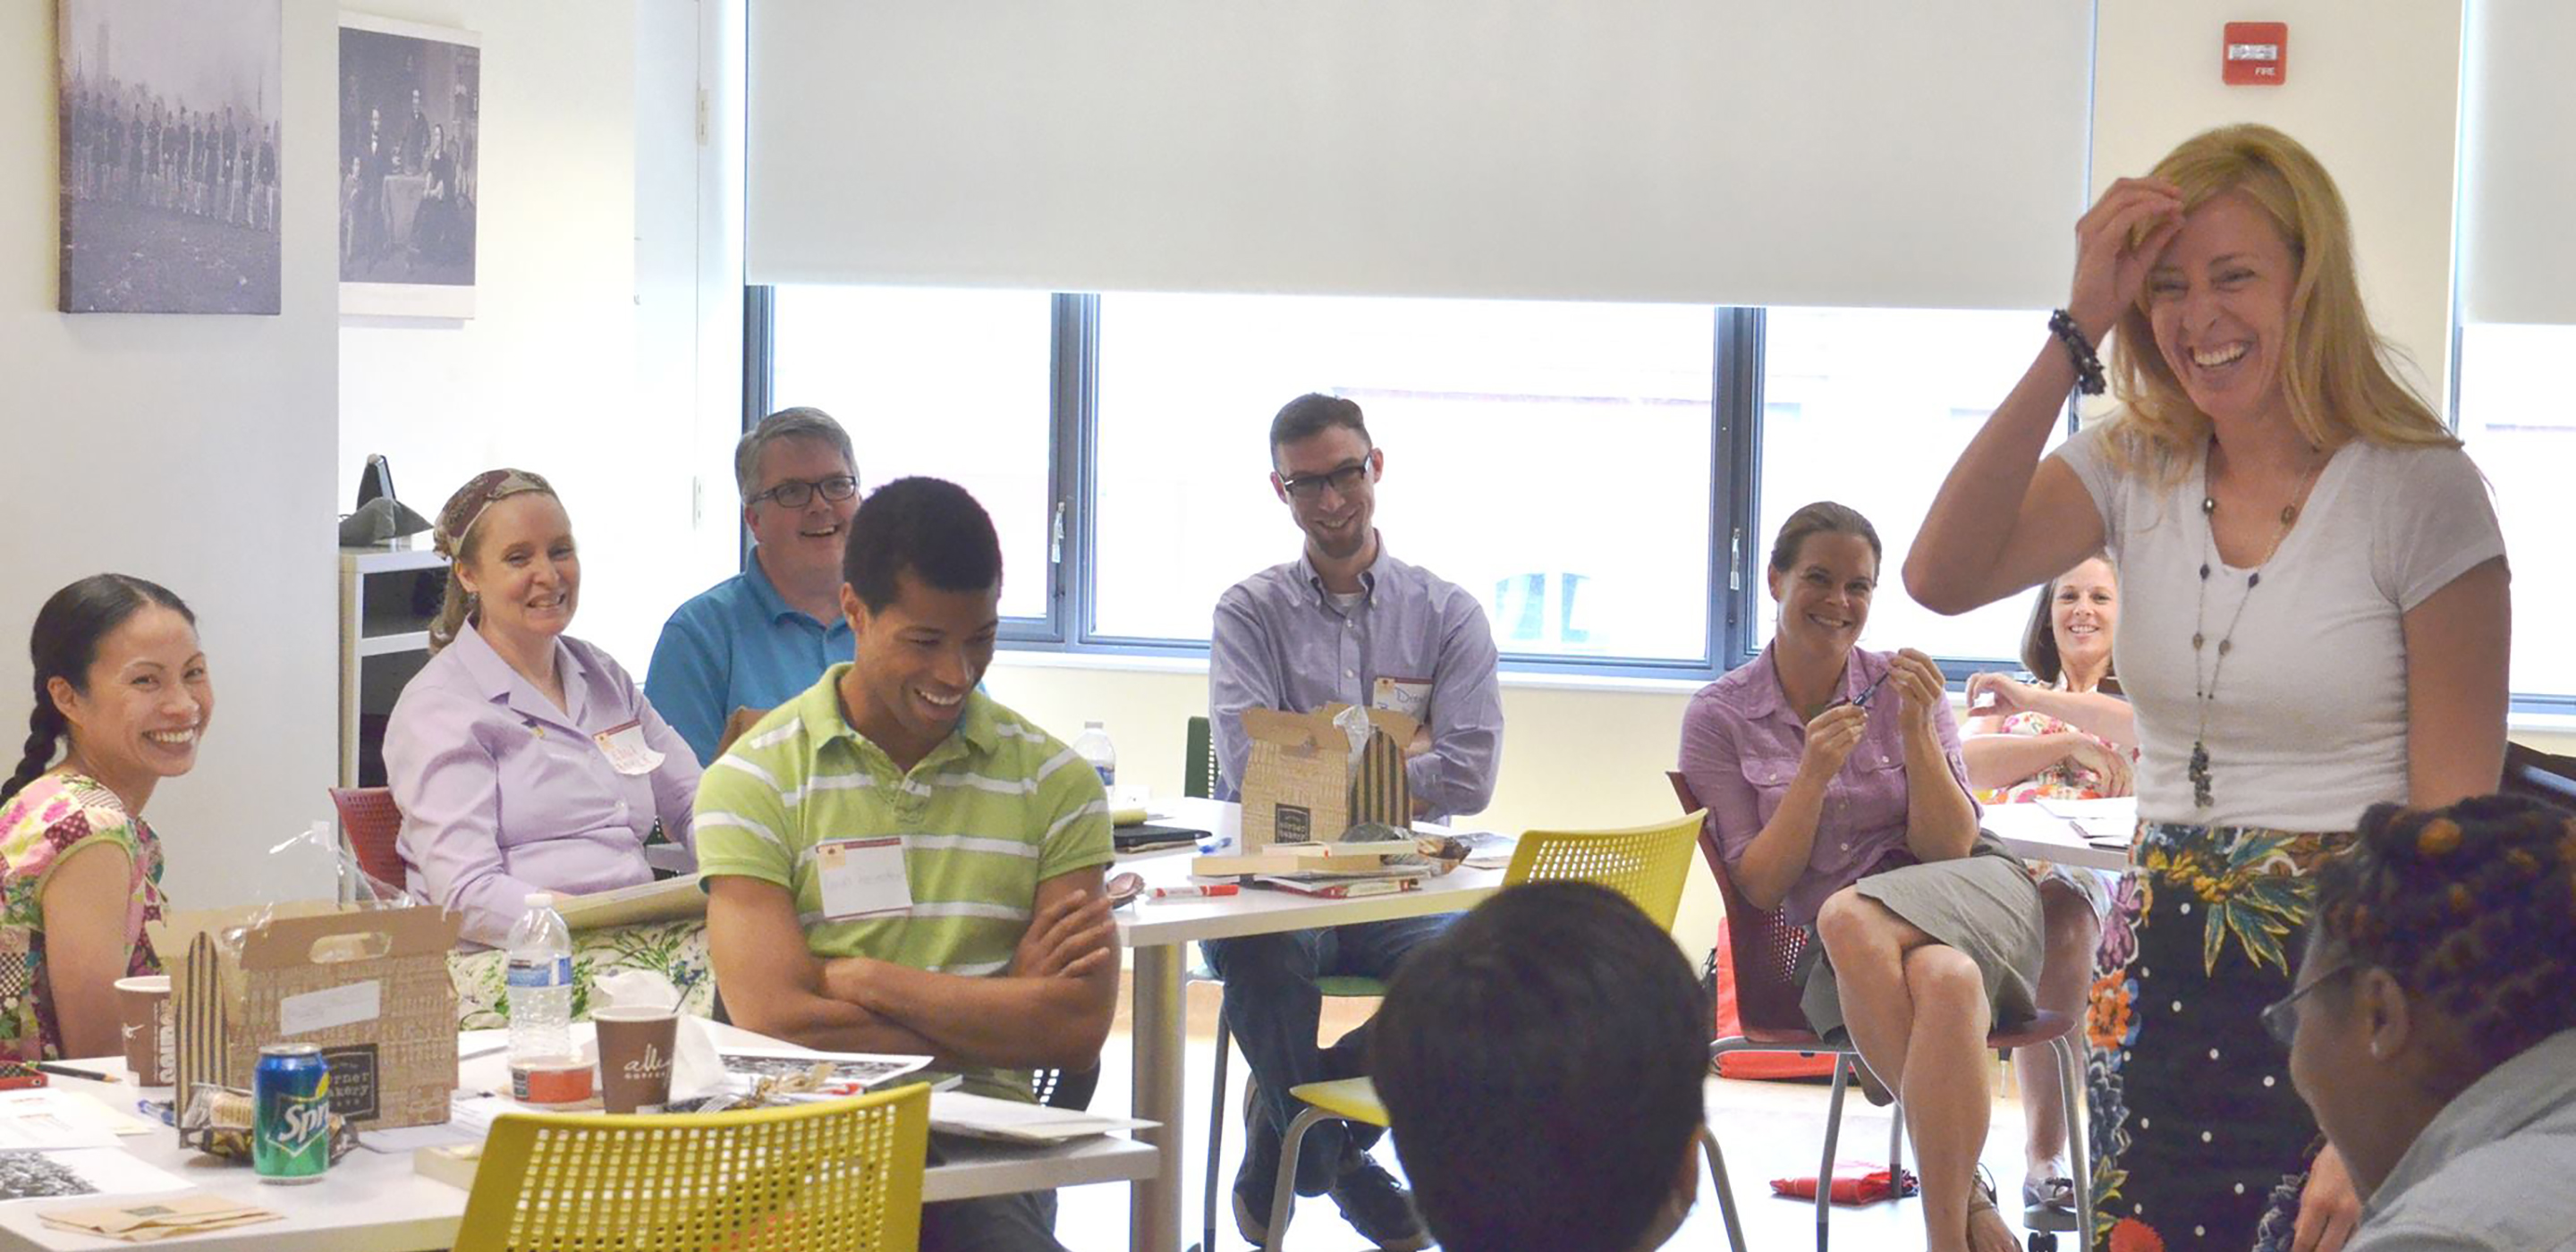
[1906,124,2507,1251]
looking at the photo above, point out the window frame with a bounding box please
[748,289,2070,684]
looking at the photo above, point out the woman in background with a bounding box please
[0,576,207,1062]
[1683,502,2041,1252]
[1962,554,2133,1221]
[386,470,699,950]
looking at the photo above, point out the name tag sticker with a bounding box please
[816,836,912,921]
[278,980,381,1036]
[1372,676,1432,722]
[594,720,665,775]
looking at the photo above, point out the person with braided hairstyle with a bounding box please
[0,576,208,1062]
[2280,795,2576,1251]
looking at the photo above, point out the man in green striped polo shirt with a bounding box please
[698,477,1116,1252]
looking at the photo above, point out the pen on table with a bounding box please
[1147,884,1238,901]
[135,1098,175,1126]
[35,1062,118,1083]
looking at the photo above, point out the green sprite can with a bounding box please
[253,1043,332,1183]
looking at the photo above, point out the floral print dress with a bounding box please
[2087,824,2348,1252]
[0,773,165,1062]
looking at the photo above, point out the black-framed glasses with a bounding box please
[1279,461,1371,502]
[2259,960,2353,1046]
[750,474,859,509]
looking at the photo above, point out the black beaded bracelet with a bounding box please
[2048,309,2107,396]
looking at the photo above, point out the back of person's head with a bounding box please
[733,405,857,499]
[1373,880,1709,1252]
[841,477,1002,613]
[2314,795,2576,1094]
[5,574,195,808]
[1767,501,1881,575]
[2109,123,2453,467]
[1267,393,1369,466]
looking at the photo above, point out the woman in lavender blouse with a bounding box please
[1680,502,2043,1252]
[384,470,699,949]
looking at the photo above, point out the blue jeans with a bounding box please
[1202,914,1456,1195]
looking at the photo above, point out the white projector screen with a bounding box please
[2461,0,2576,326]
[749,2,2096,310]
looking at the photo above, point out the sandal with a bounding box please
[2021,1172,2076,1214]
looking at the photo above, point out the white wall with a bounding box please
[2092,0,2466,402]
[0,2,342,907]
[338,0,730,673]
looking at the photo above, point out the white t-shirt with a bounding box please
[2054,421,2505,831]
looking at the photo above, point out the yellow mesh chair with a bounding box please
[453,1082,930,1252]
[1264,811,1707,1247]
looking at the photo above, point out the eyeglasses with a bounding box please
[1279,461,1371,502]
[750,475,858,510]
[2259,960,2353,1047]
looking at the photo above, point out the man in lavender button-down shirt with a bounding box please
[1204,393,1504,1248]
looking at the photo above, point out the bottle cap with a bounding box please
[525,892,555,908]
[1084,720,1104,730]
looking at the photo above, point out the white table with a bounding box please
[1114,798,1503,1252]
[0,1021,1156,1251]
[1980,796,2138,873]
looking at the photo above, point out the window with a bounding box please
[767,285,1056,621]
[2454,322,2576,702]
[1753,306,2057,669]
[1090,293,1716,664]
[755,290,2068,681]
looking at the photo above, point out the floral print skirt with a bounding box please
[2087,822,2350,1252]
[448,918,715,1030]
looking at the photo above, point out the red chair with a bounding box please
[1671,771,2091,1252]
[326,786,408,897]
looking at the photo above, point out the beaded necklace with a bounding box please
[2187,446,2326,809]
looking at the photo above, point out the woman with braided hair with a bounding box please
[2280,795,2576,1250]
[0,575,208,1062]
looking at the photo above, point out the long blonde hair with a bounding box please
[2100,124,2456,483]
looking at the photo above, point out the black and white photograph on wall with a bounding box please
[339,13,479,317]
[55,0,284,315]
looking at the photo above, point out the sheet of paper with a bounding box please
[2033,796,2137,842]
[0,1149,188,1204]
[927,1090,1155,1144]
[0,1090,153,1139]
[0,1094,122,1152]
[358,1121,480,1153]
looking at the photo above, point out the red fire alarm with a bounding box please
[2223,21,2288,86]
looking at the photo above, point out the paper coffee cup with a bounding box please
[593,1006,679,1114]
[113,976,174,1086]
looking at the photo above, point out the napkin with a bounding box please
[39,1193,281,1243]
[590,969,724,1100]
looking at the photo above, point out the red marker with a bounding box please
[1147,884,1240,901]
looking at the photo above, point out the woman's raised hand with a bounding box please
[2069,177,2187,343]
[1799,703,1869,782]
[1888,648,1948,735]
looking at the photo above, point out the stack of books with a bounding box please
[1189,841,1431,898]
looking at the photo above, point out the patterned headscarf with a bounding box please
[433,469,557,561]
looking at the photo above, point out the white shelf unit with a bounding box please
[338,546,449,788]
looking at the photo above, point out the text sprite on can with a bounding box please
[254,1043,331,1183]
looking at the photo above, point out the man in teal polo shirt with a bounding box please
[647,407,862,764]
[697,476,1116,1252]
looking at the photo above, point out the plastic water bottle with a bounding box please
[1073,721,1117,790]
[504,892,575,1070]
